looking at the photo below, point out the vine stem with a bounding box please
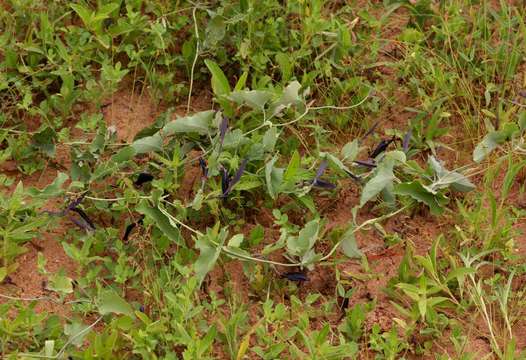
[220,205,407,267]
[160,199,406,267]
[186,6,200,114]
[242,90,373,138]
[318,205,407,263]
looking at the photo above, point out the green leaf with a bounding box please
[195,226,227,285]
[205,15,226,46]
[44,340,55,358]
[296,195,316,213]
[275,52,293,82]
[64,321,91,347]
[222,129,249,149]
[70,4,92,28]
[473,132,500,163]
[394,181,445,215]
[265,156,284,199]
[96,3,120,18]
[9,216,48,241]
[32,127,57,157]
[204,60,231,96]
[415,253,436,277]
[131,134,162,154]
[382,181,396,208]
[224,246,251,259]
[340,227,362,258]
[234,179,262,191]
[47,272,73,295]
[111,146,136,163]
[286,219,319,257]
[417,297,427,320]
[284,151,300,182]
[270,81,303,116]
[428,156,475,192]
[385,150,406,163]
[137,201,182,245]
[98,290,135,318]
[71,2,118,38]
[446,267,476,283]
[519,111,526,131]
[228,90,272,110]
[28,172,68,199]
[473,123,518,162]
[360,160,395,207]
[262,127,279,152]
[341,140,360,162]
[162,111,215,136]
[427,296,449,308]
[44,340,55,357]
[234,72,248,91]
[228,234,244,248]
[396,283,420,301]
[0,267,7,283]
[324,153,353,176]
[249,225,264,247]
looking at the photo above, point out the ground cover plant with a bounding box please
[1,0,526,358]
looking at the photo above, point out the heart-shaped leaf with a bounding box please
[28,172,68,199]
[98,290,135,318]
[204,60,231,96]
[131,134,162,154]
[340,227,362,259]
[286,219,320,257]
[162,111,215,136]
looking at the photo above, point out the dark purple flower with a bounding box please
[281,272,309,282]
[199,157,208,178]
[42,192,95,232]
[221,159,248,198]
[339,296,350,311]
[345,170,362,184]
[353,159,377,168]
[123,223,136,242]
[218,116,229,152]
[71,208,95,230]
[313,179,337,189]
[2,276,15,285]
[361,120,381,142]
[402,129,412,153]
[311,160,336,189]
[122,216,144,241]
[134,172,154,186]
[68,215,94,232]
[370,136,395,158]
[315,160,329,180]
[220,166,229,196]
[67,192,87,211]
[42,192,88,217]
